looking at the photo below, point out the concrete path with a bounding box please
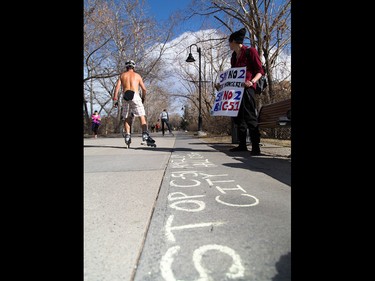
[84,132,291,281]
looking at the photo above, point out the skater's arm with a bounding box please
[139,76,147,102]
[113,78,122,101]
[113,77,122,107]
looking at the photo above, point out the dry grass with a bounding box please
[260,138,291,147]
[201,135,291,147]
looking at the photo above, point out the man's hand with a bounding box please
[141,96,145,104]
[113,100,118,108]
[244,80,252,88]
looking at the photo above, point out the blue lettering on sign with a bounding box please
[228,70,238,79]
[215,92,223,102]
[213,102,220,111]
[219,72,227,83]
[219,68,245,84]
[233,90,242,100]
[238,69,245,79]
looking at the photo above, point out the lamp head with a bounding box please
[186,53,196,62]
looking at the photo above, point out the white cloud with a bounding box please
[152,29,290,90]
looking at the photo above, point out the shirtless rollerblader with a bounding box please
[113,60,156,148]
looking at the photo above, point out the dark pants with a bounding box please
[92,123,100,135]
[232,87,260,152]
[161,119,172,135]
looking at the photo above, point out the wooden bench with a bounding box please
[258,98,291,128]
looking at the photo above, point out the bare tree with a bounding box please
[83,0,290,136]
[188,0,291,104]
[159,0,291,135]
[84,0,181,134]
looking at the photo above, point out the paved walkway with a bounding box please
[84,131,291,281]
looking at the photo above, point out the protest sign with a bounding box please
[210,66,246,117]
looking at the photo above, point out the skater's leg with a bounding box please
[139,115,152,142]
[124,117,132,134]
[142,130,155,145]
[123,117,133,146]
[139,116,147,132]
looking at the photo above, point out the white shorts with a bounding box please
[121,91,145,118]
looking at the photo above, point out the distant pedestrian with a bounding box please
[159,109,174,136]
[91,110,101,138]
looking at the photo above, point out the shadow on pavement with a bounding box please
[272,251,291,281]
[84,136,291,187]
[206,142,291,187]
[84,145,127,149]
[84,144,216,153]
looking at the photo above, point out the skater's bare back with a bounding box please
[119,70,146,93]
[113,68,147,102]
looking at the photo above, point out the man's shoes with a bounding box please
[229,146,248,152]
[250,150,261,156]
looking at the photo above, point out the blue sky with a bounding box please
[147,0,190,21]
[146,0,207,37]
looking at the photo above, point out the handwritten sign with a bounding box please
[210,67,246,117]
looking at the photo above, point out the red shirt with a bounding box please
[231,45,264,89]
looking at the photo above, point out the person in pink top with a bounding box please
[91,110,101,138]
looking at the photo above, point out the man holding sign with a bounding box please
[227,28,264,155]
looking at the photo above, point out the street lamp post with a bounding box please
[186,44,203,134]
